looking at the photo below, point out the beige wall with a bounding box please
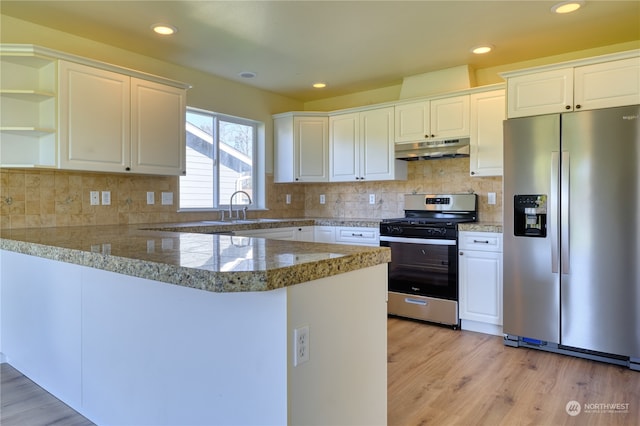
[300,158,502,223]
[1,14,636,229]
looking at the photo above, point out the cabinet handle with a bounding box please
[575,104,581,109]
[352,233,363,237]
[565,105,571,110]
[473,239,490,244]
[125,167,131,171]
[425,134,429,138]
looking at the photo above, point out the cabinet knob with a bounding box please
[125,167,131,171]
[425,134,429,138]
[295,178,299,181]
[459,251,464,255]
[471,171,476,175]
[565,105,571,110]
[575,104,582,109]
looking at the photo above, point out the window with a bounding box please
[180,108,261,210]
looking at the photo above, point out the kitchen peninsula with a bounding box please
[0,222,390,425]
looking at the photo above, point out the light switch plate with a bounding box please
[488,192,497,205]
[161,192,173,205]
[101,191,111,205]
[319,194,325,204]
[146,192,155,205]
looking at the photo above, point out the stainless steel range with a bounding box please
[380,194,477,327]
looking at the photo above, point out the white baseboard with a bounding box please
[461,319,503,336]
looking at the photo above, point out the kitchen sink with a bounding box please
[200,219,281,225]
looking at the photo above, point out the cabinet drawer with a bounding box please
[335,227,379,246]
[458,232,502,252]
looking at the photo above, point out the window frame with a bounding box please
[179,106,264,212]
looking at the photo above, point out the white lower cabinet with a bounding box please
[458,231,503,336]
[314,226,336,243]
[233,226,314,241]
[334,226,380,246]
[236,225,379,246]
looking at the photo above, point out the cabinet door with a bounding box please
[313,226,336,243]
[574,57,640,111]
[59,61,130,172]
[294,116,329,182]
[430,95,470,140]
[469,90,505,177]
[295,226,315,242]
[507,68,573,118]
[131,78,186,176]
[458,250,502,325]
[273,116,295,183]
[360,107,395,181]
[394,100,429,143]
[329,112,359,182]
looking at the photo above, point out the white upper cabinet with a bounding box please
[273,112,329,183]
[469,89,505,177]
[0,46,58,167]
[504,52,640,118]
[0,45,189,174]
[330,106,406,182]
[131,78,186,176]
[394,95,469,143]
[59,61,131,173]
[506,68,573,118]
[574,57,640,110]
[59,61,187,175]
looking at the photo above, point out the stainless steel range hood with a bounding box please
[395,138,470,160]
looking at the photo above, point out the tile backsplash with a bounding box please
[1,157,501,229]
[302,158,503,223]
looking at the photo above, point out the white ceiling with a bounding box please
[2,1,639,102]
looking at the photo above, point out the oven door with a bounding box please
[380,236,458,300]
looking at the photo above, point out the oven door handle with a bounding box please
[379,236,456,246]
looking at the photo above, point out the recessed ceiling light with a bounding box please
[239,71,257,79]
[471,45,493,55]
[551,1,585,14]
[313,82,327,89]
[151,24,177,35]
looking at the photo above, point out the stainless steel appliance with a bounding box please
[380,194,477,327]
[503,105,640,370]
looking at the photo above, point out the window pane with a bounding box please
[219,119,253,205]
[181,111,215,208]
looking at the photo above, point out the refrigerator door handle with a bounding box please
[550,152,560,274]
[561,151,570,274]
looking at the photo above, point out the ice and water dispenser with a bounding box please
[514,195,547,237]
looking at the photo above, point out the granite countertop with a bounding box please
[0,220,390,293]
[458,222,503,233]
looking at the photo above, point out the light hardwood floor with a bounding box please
[2,319,638,425]
[388,317,640,426]
[0,363,93,426]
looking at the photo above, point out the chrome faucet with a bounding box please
[229,190,252,220]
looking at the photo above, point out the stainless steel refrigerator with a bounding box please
[503,105,639,370]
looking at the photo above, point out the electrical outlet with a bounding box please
[101,191,111,205]
[293,325,309,366]
[286,194,291,204]
[488,192,497,205]
[146,191,155,205]
[90,191,99,206]
[319,194,325,204]
[369,194,375,204]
